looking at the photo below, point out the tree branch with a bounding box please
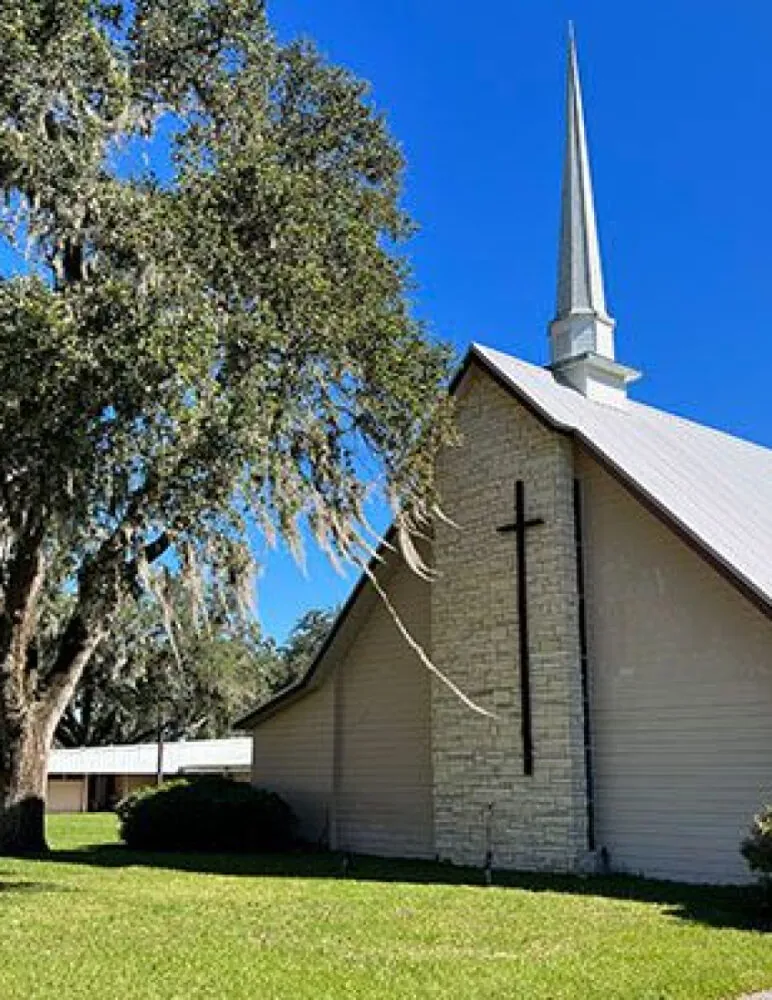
[0,518,46,721]
[36,522,172,719]
[40,609,106,713]
[143,531,171,566]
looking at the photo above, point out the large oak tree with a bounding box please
[0,0,453,851]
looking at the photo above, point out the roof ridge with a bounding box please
[472,343,772,615]
[474,343,772,457]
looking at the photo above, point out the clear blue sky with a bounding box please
[8,4,769,640]
[259,1,772,640]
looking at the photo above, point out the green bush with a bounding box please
[116,776,296,852]
[741,805,772,884]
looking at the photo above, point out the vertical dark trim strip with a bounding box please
[516,480,535,776]
[573,478,595,851]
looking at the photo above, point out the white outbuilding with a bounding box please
[48,737,252,813]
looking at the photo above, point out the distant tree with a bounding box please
[54,603,271,748]
[55,601,336,748]
[280,607,337,686]
[0,0,454,851]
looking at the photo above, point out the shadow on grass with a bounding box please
[0,877,59,894]
[29,841,771,932]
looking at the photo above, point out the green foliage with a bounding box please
[55,601,335,746]
[280,606,336,683]
[116,775,296,851]
[54,605,271,747]
[741,805,772,884]
[0,0,452,829]
[0,0,453,596]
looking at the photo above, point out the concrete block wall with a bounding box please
[430,366,589,871]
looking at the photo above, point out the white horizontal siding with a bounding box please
[250,556,434,858]
[337,561,434,859]
[251,684,333,844]
[579,450,772,883]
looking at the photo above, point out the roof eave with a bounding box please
[234,524,399,730]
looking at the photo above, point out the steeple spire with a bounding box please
[555,24,610,337]
[549,26,640,405]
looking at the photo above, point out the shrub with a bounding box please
[116,776,296,852]
[741,805,772,887]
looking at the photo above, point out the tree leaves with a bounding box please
[0,0,455,706]
[55,600,336,747]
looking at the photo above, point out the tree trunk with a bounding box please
[0,625,102,855]
[0,514,162,852]
[0,712,52,854]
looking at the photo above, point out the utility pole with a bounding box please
[156,703,164,786]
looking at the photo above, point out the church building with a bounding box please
[238,34,772,885]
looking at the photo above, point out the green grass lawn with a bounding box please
[0,814,768,999]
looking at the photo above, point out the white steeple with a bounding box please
[549,25,640,406]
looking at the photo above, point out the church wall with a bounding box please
[251,682,334,845]
[250,555,434,858]
[431,366,589,871]
[578,449,772,883]
[335,559,434,858]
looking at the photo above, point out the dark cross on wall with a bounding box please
[496,480,544,776]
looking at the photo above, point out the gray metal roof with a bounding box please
[49,737,252,776]
[476,344,772,613]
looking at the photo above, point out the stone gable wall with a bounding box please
[430,365,589,870]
